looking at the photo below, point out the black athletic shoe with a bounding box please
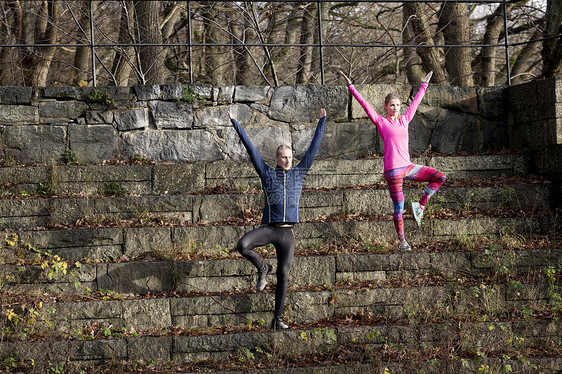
[271,317,289,330]
[256,264,273,291]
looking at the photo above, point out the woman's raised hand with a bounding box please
[421,71,433,84]
[339,70,352,86]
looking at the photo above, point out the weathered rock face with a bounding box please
[0,79,559,165]
[2,125,66,164]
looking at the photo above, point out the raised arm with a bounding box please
[296,108,326,172]
[340,70,352,86]
[228,111,267,175]
[340,70,384,127]
[402,71,432,123]
[421,71,433,84]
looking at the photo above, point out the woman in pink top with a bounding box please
[340,71,446,251]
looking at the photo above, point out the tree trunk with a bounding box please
[111,1,135,86]
[73,0,97,86]
[161,3,182,40]
[477,3,514,87]
[310,2,327,84]
[541,0,562,77]
[511,29,542,85]
[438,2,474,86]
[403,7,424,85]
[403,2,448,85]
[271,4,299,85]
[0,2,19,85]
[134,1,167,84]
[249,2,278,85]
[200,2,224,83]
[31,0,59,86]
[9,0,60,86]
[229,10,253,85]
[296,3,314,84]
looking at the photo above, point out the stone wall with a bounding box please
[4,247,560,297]
[0,83,509,165]
[507,76,562,152]
[0,156,550,232]
[7,215,555,262]
[506,76,562,206]
[2,319,559,368]
[1,247,560,366]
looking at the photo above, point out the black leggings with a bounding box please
[236,225,295,318]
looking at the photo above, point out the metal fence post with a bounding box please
[89,0,96,87]
[188,1,193,85]
[317,1,325,85]
[503,0,511,85]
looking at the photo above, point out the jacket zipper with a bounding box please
[283,170,287,222]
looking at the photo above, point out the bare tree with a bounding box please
[70,0,97,86]
[248,2,279,85]
[0,1,555,87]
[473,3,514,86]
[403,2,448,85]
[403,10,424,85]
[310,2,328,83]
[134,1,167,84]
[296,3,315,84]
[0,2,21,85]
[438,2,474,86]
[541,0,562,77]
[8,0,60,86]
[270,4,301,85]
[229,13,252,85]
[198,2,226,83]
[511,29,542,84]
[110,1,135,86]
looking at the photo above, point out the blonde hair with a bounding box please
[276,144,292,156]
[385,93,400,105]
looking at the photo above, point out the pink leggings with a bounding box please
[384,164,446,241]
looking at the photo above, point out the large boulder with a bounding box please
[269,85,348,123]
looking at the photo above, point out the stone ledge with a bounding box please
[0,319,558,367]
[3,248,560,296]
[3,214,558,262]
[0,153,531,197]
[0,182,550,230]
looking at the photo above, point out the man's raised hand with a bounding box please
[320,108,326,118]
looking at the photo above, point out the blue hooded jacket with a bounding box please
[231,116,326,224]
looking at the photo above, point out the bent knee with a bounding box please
[236,238,251,255]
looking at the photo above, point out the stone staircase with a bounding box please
[1,152,561,373]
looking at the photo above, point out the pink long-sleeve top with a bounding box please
[348,82,428,172]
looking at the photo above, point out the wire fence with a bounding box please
[0,0,557,87]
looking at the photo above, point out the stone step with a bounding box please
[0,153,529,197]
[2,253,562,332]
[0,179,551,230]
[1,316,559,372]
[2,240,559,372]
[3,247,560,296]
[42,281,562,332]
[5,214,558,262]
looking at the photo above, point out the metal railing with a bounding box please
[0,0,557,86]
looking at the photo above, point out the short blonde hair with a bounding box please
[276,144,292,156]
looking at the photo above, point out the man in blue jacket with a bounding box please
[228,108,326,330]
